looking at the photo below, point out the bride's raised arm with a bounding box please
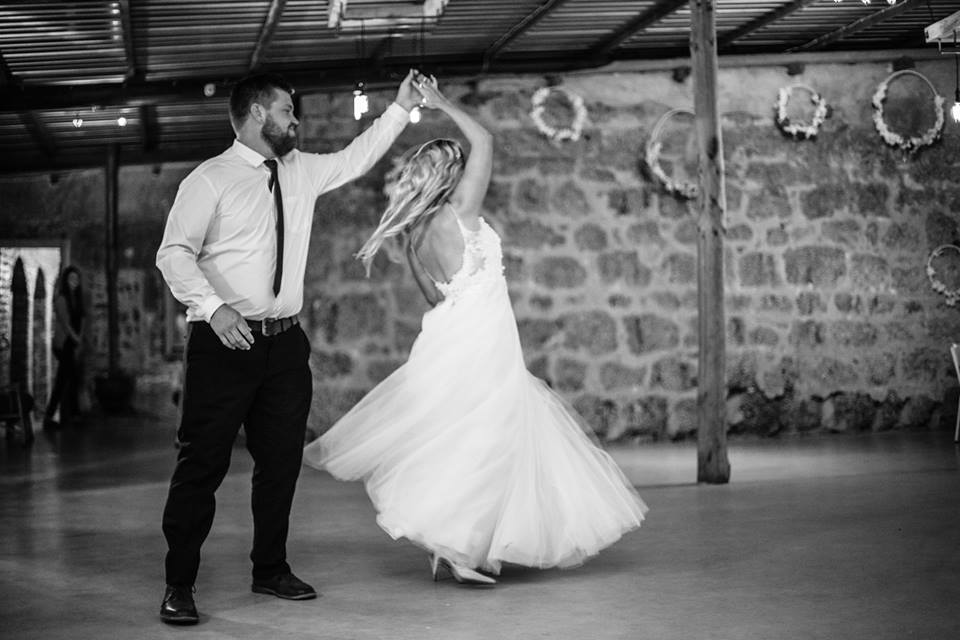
[415,74,493,225]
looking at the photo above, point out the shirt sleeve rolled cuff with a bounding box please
[199,295,227,323]
[384,102,412,121]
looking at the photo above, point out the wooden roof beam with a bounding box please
[482,0,573,71]
[926,9,960,44]
[20,112,57,158]
[589,0,689,59]
[249,0,288,71]
[788,0,922,53]
[117,0,139,80]
[718,0,818,50]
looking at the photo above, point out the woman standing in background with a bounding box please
[44,265,85,429]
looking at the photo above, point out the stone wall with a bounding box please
[1,56,958,441]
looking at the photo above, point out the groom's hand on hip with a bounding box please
[210,304,254,350]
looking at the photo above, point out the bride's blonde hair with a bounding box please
[356,138,465,276]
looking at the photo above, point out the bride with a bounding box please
[303,73,647,586]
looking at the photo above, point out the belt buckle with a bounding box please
[263,317,279,337]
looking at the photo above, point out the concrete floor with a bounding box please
[2,402,959,640]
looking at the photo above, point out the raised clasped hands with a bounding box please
[412,72,446,110]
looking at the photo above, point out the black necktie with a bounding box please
[264,159,284,296]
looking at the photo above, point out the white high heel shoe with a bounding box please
[429,554,496,586]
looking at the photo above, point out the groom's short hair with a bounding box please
[229,73,295,127]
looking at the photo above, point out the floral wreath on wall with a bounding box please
[644,107,698,200]
[529,86,587,142]
[774,84,829,140]
[927,244,960,307]
[872,69,945,155]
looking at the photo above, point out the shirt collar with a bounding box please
[231,139,270,168]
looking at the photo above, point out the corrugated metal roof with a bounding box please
[0,0,956,174]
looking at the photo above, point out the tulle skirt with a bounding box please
[303,278,648,574]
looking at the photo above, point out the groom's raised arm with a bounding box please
[302,69,420,195]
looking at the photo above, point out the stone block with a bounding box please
[867,295,896,315]
[607,188,650,216]
[619,396,669,441]
[728,316,745,346]
[533,257,587,289]
[624,314,680,354]
[608,294,631,308]
[658,195,694,220]
[749,326,780,346]
[367,359,403,384]
[865,352,896,386]
[727,224,753,242]
[668,398,698,440]
[821,219,862,246]
[727,295,753,311]
[318,293,387,343]
[834,293,861,314]
[483,180,512,216]
[651,291,681,309]
[803,356,859,388]
[555,358,587,392]
[503,253,527,283]
[797,292,825,315]
[850,254,890,289]
[527,355,549,381]
[626,221,664,246]
[925,210,958,246]
[516,178,549,213]
[822,392,876,432]
[872,392,905,431]
[882,222,921,252]
[781,396,824,434]
[784,246,846,286]
[898,395,938,430]
[726,389,783,436]
[517,318,561,351]
[790,320,825,348]
[767,227,789,246]
[599,362,648,391]
[581,166,618,183]
[529,295,553,311]
[551,180,590,217]
[662,252,697,284]
[394,320,420,354]
[884,321,914,342]
[561,311,618,355]
[573,395,620,440]
[800,184,847,219]
[506,219,566,249]
[891,266,927,292]
[726,351,760,390]
[902,347,946,384]
[830,321,878,347]
[539,157,578,176]
[746,187,791,220]
[598,251,651,287]
[651,356,697,391]
[574,224,608,251]
[674,218,698,245]
[740,252,781,287]
[311,350,354,378]
[855,183,889,217]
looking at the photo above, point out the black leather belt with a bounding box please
[246,316,299,336]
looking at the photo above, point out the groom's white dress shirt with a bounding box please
[157,103,409,323]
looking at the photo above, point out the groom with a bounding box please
[156,69,422,624]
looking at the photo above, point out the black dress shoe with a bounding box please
[160,585,199,625]
[251,572,317,600]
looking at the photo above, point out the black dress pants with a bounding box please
[162,321,312,587]
[46,343,78,424]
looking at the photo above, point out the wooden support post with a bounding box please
[105,144,120,376]
[690,0,730,484]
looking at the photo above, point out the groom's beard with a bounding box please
[262,115,298,157]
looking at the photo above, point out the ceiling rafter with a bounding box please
[249,0,288,71]
[481,0,573,71]
[117,0,139,80]
[788,0,923,53]
[589,0,689,59]
[19,111,57,158]
[718,0,818,50]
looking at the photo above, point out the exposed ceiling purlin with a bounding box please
[718,0,818,51]
[19,112,57,158]
[0,145,234,175]
[481,0,573,72]
[139,104,157,153]
[0,50,19,88]
[788,0,923,53]
[117,0,139,81]
[249,0,288,72]
[588,0,690,60]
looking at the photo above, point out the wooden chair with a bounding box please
[0,382,34,446]
[952,344,960,443]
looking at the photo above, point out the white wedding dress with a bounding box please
[303,214,648,574]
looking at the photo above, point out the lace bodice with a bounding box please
[434,216,505,301]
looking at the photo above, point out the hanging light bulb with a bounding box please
[861,0,871,5]
[117,115,127,127]
[953,54,960,123]
[409,106,421,124]
[353,82,368,121]
[72,113,83,128]
[886,0,896,4]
